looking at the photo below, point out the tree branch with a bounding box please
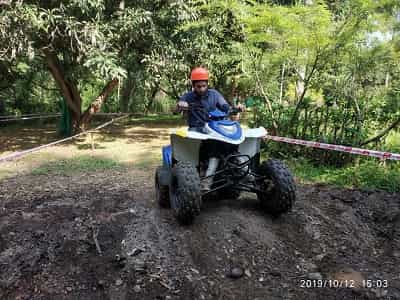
[289,51,321,135]
[360,117,400,146]
[80,78,119,129]
[167,76,180,100]
[160,87,179,100]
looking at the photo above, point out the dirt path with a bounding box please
[1,166,399,299]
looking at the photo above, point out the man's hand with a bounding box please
[236,103,245,112]
[176,100,189,111]
[231,103,244,121]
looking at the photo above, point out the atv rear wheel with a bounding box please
[169,162,202,224]
[155,166,170,208]
[256,159,296,216]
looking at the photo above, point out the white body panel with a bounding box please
[171,135,202,165]
[170,126,266,166]
[239,137,262,158]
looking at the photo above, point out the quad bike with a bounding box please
[155,105,296,224]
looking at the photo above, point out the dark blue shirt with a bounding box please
[179,89,230,128]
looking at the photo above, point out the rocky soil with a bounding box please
[0,168,399,299]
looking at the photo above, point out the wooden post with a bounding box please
[90,132,95,151]
[379,158,387,168]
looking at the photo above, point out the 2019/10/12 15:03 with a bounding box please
[300,279,389,289]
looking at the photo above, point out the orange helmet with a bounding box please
[190,67,209,81]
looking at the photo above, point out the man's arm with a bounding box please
[214,90,230,112]
[176,93,189,112]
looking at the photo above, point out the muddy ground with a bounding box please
[0,166,399,300]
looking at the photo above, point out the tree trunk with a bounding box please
[295,65,306,102]
[230,75,239,104]
[45,50,120,132]
[80,79,119,130]
[279,62,286,105]
[324,105,329,138]
[289,52,321,137]
[339,105,348,144]
[120,75,135,112]
[253,67,278,132]
[302,107,308,139]
[351,96,363,145]
[43,49,81,129]
[385,72,390,88]
[0,98,4,115]
[246,45,278,132]
[144,85,159,114]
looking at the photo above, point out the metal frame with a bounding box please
[200,154,269,196]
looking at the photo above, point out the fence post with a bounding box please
[90,132,95,151]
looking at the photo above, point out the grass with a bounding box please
[287,158,400,192]
[0,116,173,179]
[31,155,122,175]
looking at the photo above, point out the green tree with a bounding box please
[0,0,189,131]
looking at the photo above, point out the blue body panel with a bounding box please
[162,145,172,167]
[208,120,242,140]
[209,109,227,118]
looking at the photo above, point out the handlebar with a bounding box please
[229,107,242,114]
[176,102,242,115]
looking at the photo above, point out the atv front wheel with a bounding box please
[256,159,296,216]
[155,166,170,208]
[169,162,202,224]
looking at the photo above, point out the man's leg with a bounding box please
[202,157,219,191]
[199,140,221,192]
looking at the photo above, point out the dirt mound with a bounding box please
[0,169,399,299]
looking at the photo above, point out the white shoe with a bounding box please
[243,173,255,184]
[201,177,213,192]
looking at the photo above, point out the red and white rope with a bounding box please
[0,113,129,122]
[0,114,61,122]
[0,113,60,119]
[0,115,129,163]
[264,135,400,161]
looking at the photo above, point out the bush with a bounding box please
[385,132,400,153]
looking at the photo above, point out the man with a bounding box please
[177,67,231,132]
[176,67,242,191]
